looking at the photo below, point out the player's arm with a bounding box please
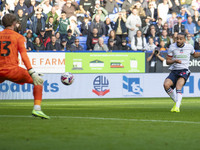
[192,52,200,58]
[166,55,181,65]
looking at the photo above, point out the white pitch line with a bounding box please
[0,115,200,125]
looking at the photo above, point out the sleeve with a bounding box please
[18,36,32,70]
[167,44,173,57]
[190,45,195,54]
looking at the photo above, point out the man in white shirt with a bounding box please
[163,33,200,112]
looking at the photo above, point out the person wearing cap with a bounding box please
[62,0,79,18]
[147,47,165,73]
[66,29,76,50]
[60,38,67,51]
[70,39,84,51]
[104,0,119,14]
[126,7,142,42]
[38,28,47,45]
[108,38,119,51]
[118,39,131,50]
[93,37,109,51]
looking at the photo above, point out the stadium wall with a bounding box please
[1,73,200,100]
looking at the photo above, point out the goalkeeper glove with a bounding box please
[28,68,44,85]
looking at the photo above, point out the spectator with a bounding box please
[145,1,157,23]
[159,29,171,48]
[178,6,191,24]
[92,7,108,22]
[79,0,94,14]
[118,39,131,50]
[41,0,52,14]
[167,12,178,32]
[81,17,90,36]
[89,0,101,17]
[122,0,135,12]
[173,16,185,34]
[2,0,15,13]
[194,38,200,50]
[126,7,142,41]
[59,12,70,40]
[172,32,178,43]
[86,28,100,51]
[90,14,106,36]
[186,33,194,46]
[60,38,67,51]
[16,8,35,34]
[163,22,172,37]
[46,35,61,51]
[33,37,45,51]
[113,10,127,41]
[147,27,159,46]
[0,2,11,15]
[132,1,146,18]
[66,29,76,50]
[155,18,163,36]
[185,16,196,36]
[169,0,181,14]
[23,29,38,43]
[157,0,172,24]
[55,32,61,44]
[108,39,119,51]
[28,0,37,14]
[38,28,47,45]
[105,17,115,36]
[145,37,157,51]
[159,40,167,51]
[69,16,81,36]
[192,10,200,25]
[31,10,47,35]
[62,0,79,18]
[188,2,197,17]
[131,30,147,51]
[142,17,151,37]
[104,0,119,14]
[108,30,121,47]
[93,37,109,51]
[147,47,165,73]
[25,36,34,51]
[70,38,84,51]
[45,16,54,38]
[14,0,29,15]
[46,6,59,31]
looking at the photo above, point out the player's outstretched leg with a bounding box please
[32,85,50,119]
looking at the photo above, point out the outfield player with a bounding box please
[163,33,200,112]
[0,14,50,119]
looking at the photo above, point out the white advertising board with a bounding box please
[18,52,65,73]
[1,73,200,100]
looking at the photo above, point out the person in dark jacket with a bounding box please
[104,17,115,36]
[173,16,185,34]
[195,38,200,50]
[118,39,131,50]
[33,37,45,51]
[145,2,157,23]
[14,0,29,15]
[66,29,76,50]
[86,28,100,51]
[81,17,90,36]
[70,39,83,51]
[46,35,61,51]
[108,39,118,51]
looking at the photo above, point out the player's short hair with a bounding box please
[2,13,17,28]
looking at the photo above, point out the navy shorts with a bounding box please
[166,69,190,89]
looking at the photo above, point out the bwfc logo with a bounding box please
[92,76,110,96]
[123,76,143,96]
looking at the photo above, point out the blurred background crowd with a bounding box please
[0,0,200,52]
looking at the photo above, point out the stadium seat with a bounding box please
[76,36,87,44]
[103,36,109,44]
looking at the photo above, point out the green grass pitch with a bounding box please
[0,98,200,150]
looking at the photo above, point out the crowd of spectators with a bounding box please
[0,0,200,52]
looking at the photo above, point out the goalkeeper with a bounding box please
[0,14,49,119]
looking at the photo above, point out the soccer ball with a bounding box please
[61,72,74,85]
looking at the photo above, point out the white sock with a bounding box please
[176,90,182,108]
[166,88,176,102]
[34,105,41,111]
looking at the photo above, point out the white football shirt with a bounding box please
[167,43,195,70]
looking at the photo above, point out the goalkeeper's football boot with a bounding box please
[171,105,180,113]
[170,104,176,112]
[32,110,50,119]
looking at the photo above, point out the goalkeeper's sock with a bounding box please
[166,87,176,102]
[33,85,43,111]
[176,90,182,108]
